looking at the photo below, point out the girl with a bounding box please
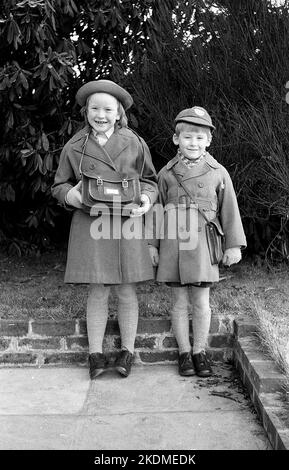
[52,79,158,379]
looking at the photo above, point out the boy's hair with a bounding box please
[175,122,212,137]
[80,97,128,128]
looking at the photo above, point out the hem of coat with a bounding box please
[156,276,219,284]
[64,273,155,284]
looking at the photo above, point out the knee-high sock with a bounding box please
[86,284,110,354]
[189,287,211,354]
[170,287,191,354]
[115,284,139,353]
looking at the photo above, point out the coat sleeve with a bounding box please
[138,137,158,205]
[51,144,79,210]
[219,168,247,250]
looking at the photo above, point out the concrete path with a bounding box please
[0,363,272,450]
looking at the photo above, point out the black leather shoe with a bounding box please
[89,353,106,379]
[192,351,213,377]
[115,349,134,377]
[178,352,196,376]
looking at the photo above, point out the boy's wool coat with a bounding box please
[52,126,158,284]
[152,152,247,284]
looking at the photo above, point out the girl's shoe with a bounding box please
[178,352,196,376]
[89,352,106,379]
[115,350,134,377]
[192,351,213,377]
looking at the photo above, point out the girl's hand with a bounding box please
[149,245,159,266]
[222,247,242,266]
[130,194,151,217]
[65,181,83,209]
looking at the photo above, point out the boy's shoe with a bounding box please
[192,351,213,377]
[89,353,106,380]
[178,352,196,376]
[115,349,134,377]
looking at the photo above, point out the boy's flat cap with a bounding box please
[75,79,133,110]
[175,106,215,129]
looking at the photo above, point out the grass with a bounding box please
[0,249,261,321]
[1,249,289,393]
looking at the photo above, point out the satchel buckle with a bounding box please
[122,179,128,189]
[96,177,103,186]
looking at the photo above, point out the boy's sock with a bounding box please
[86,284,110,354]
[116,284,139,353]
[192,307,212,354]
[171,287,191,354]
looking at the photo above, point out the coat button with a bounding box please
[198,182,204,188]
[89,164,95,170]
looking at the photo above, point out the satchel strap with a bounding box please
[171,166,213,224]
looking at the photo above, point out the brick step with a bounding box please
[234,334,289,450]
[0,314,237,367]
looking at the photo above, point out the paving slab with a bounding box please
[0,363,272,450]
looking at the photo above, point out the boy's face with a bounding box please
[86,92,120,133]
[173,127,211,160]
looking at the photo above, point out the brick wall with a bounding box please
[0,314,234,367]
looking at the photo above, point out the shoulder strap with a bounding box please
[171,167,211,223]
[127,127,146,177]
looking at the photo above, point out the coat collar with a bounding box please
[167,152,220,179]
[71,126,131,164]
[69,125,90,144]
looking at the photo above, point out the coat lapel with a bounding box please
[104,128,130,162]
[180,153,221,181]
[182,159,212,180]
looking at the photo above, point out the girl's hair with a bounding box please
[80,96,128,128]
[175,122,212,137]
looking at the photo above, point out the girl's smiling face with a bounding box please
[173,126,211,160]
[86,92,120,133]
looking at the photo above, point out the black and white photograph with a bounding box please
[0,0,288,458]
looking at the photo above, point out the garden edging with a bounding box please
[0,314,288,449]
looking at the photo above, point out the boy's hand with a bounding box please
[65,181,83,209]
[222,247,242,266]
[149,245,159,266]
[130,194,151,217]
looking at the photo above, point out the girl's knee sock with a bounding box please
[191,307,212,354]
[116,284,139,353]
[86,285,110,354]
[170,288,191,354]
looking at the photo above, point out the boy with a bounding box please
[149,106,246,377]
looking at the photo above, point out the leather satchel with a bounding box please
[79,131,143,216]
[171,167,224,265]
[205,218,224,265]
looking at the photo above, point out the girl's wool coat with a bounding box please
[151,152,247,284]
[51,126,158,284]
